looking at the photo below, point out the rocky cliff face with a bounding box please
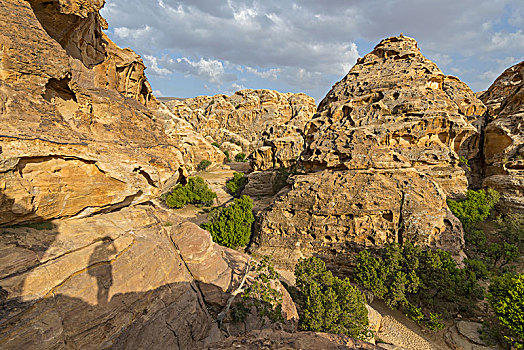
[0,0,223,225]
[250,35,486,271]
[166,89,317,169]
[480,61,524,213]
[0,1,288,349]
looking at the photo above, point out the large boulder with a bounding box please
[480,61,524,212]
[0,205,221,349]
[251,35,485,271]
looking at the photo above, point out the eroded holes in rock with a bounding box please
[438,132,448,145]
[393,91,400,100]
[372,91,384,103]
[43,78,77,103]
[29,0,106,68]
[367,236,376,245]
[382,211,394,222]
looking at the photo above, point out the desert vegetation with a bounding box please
[163,176,217,209]
[293,257,369,339]
[226,172,248,197]
[201,195,254,249]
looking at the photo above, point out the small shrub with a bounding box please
[488,273,524,348]
[295,257,369,339]
[231,303,249,323]
[165,177,217,209]
[459,156,471,171]
[201,195,254,249]
[447,189,500,229]
[229,138,242,146]
[235,153,247,162]
[211,142,220,148]
[243,256,284,324]
[226,172,248,197]
[197,159,212,171]
[223,150,231,162]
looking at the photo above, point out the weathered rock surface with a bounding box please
[0,0,222,225]
[445,321,497,350]
[166,89,317,168]
[0,203,298,349]
[480,61,524,212]
[251,35,482,270]
[0,205,221,349]
[202,329,383,350]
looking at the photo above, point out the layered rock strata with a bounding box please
[480,61,524,212]
[251,35,486,270]
[0,0,223,225]
[0,204,297,349]
[166,89,317,169]
[0,1,283,349]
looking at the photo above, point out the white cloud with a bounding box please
[245,67,282,80]
[101,0,524,97]
[143,55,171,76]
[149,56,237,84]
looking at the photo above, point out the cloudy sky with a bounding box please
[101,0,524,102]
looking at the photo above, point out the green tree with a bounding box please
[235,153,247,162]
[201,195,254,249]
[165,177,216,208]
[354,243,484,330]
[488,273,524,348]
[197,159,212,171]
[243,256,283,324]
[447,188,500,229]
[226,172,248,197]
[295,257,368,339]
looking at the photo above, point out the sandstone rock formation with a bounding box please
[480,61,524,212]
[0,204,297,349]
[251,35,486,270]
[0,1,276,349]
[0,0,222,225]
[166,89,317,169]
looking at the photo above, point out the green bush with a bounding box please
[211,142,220,148]
[226,172,248,197]
[488,273,524,348]
[223,150,231,162]
[165,177,217,208]
[231,303,249,323]
[447,189,500,229]
[243,256,284,324]
[235,153,247,162]
[197,159,212,171]
[354,243,484,330]
[201,195,254,249]
[294,257,369,339]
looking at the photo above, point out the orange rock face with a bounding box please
[480,61,524,212]
[251,36,486,270]
[0,0,223,225]
[166,89,317,169]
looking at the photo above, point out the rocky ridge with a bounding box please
[0,1,298,349]
[165,89,317,170]
[250,35,486,270]
[480,61,524,212]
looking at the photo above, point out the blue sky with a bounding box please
[101,0,524,103]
